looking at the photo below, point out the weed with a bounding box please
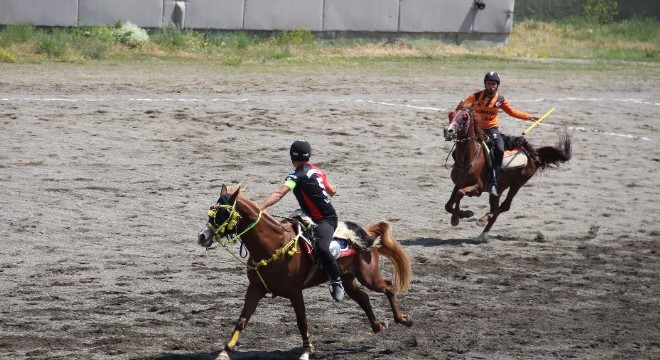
[0,47,17,63]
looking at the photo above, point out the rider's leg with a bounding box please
[315,219,344,302]
[485,128,504,196]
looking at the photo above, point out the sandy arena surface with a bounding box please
[1,60,659,360]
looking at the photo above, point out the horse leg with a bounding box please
[380,278,413,327]
[216,283,267,360]
[445,186,458,214]
[477,183,524,241]
[354,262,413,331]
[343,277,388,333]
[498,181,524,213]
[288,289,314,360]
[446,186,476,226]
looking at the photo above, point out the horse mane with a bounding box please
[502,134,536,153]
[475,127,484,142]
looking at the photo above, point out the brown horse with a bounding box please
[197,185,413,360]
[443,109,572,241]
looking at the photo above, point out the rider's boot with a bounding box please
[489,166,502,197]
[324,256,344,302]
[330,278,344,302]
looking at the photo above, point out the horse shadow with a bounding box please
[400,234,521,247]
[132,350,293,360]
[132,346,376,359]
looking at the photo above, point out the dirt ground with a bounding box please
[1,60,658,360]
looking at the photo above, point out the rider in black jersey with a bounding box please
[259,140,344,302]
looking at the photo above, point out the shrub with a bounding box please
[38,29,68,57]
[275,28,316,46]
[0,24,37,46]
[150,23,186,50]
[208,31,258,50]
[583,0,618,23]
[116,21,149,47]
[71,37,112,59]
[0,47,17,63]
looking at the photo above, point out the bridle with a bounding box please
[207,200,241,236]
[445,109,476,142]
[204,196,298,294]
[444,109,482,173]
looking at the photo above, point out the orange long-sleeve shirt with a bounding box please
[460,90,532,130]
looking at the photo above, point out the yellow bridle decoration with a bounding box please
[207,202,240,235]
[207,203,300,293]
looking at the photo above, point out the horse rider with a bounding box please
[259,140,344,302]
[454,72,540,196]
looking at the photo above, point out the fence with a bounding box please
[0,0,516,43]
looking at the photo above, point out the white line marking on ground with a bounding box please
[1,96,654,141]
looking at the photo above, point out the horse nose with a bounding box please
[197,227,212,246]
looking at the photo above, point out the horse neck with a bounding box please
[455,122,483,164]
[234,196,291,261]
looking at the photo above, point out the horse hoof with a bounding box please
[299,350,311,360]
[372,320,390,333]
[215,350,230,360]
[451,217,459,226]
[398,314,413,327]
[460,210,474,219]
[477,214,490,226]
[381,320,390,330]
[476,232,488,243]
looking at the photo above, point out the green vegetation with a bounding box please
[0,17,657,65]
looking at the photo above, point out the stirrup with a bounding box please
[330,280,344,302]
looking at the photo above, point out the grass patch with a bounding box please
[0,18,658,64]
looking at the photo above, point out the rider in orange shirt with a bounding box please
[455,72,540,196]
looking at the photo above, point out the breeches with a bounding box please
[315,218,340,280]
[483,127,504,169]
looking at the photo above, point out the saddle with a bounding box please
[283,210,369,287]
[283,210,365,261]
[483,133,537,171]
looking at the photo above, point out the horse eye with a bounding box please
[461,113,469,120]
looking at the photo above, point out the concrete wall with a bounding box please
[0,0,79,27]
[0,0,515,40]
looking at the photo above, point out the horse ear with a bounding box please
[228,186,240,203]
[220,184,228,196]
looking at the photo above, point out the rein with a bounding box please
[447,114,482,172]
[453,136,482,173]
[206,201,300,294]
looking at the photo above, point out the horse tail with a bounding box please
[536,130,572,172]
[365,221,412,295]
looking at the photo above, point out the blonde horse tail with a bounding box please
[365,221,412,295]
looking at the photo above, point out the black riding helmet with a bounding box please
[484,71,501,85]
[290,140,312,161]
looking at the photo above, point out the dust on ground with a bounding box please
[1,61,658,360]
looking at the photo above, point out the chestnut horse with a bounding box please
[443,109,572,241]
[197,185,412,360]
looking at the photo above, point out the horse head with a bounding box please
[197,184,241,248]
[443,109,474,141]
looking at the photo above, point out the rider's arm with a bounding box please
[325,181,337,197]
[500,99,538,121]
[259,184,290,211]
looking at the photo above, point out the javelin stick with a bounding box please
[522,107,555,135]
